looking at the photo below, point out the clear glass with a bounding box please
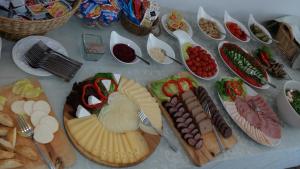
[82,33,105,61]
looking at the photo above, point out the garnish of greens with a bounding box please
[286,89,300,114]
[224,48,266,85]
[216,78,247,101]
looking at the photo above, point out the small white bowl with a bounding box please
[161,14,193,38]
[277,80,300,127]
[173,30,219,80]
[197,6,226,41]
[248,14,272,45]
[109,31,141,64]
[147,33,175,64]
[224,11,250,42]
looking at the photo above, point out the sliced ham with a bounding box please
[234,95,281,139]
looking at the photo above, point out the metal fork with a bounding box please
[16,115,56,169]
[203,102,225,153]
[138,111,178,152]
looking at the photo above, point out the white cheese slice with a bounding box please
[24,100,35,116]
[33,125,54,144]
[88,96,101,105]
[31,111,48,126]
[76,105,91,118]
[39,116,59,133]
[102,80,111,91]
[11,100,25,114]
[33,100,51,114]
[113,73,121,84]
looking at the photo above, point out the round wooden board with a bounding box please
[63,104,161,168]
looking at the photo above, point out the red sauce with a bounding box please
[113,43,136,63]
[226,22,247,41]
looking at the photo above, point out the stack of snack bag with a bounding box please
[77,0,121,26]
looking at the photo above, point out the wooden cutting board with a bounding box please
[147,85,237,166]
[0,79,76,169]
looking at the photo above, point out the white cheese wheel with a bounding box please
[33,100,51,114]
[31,111,48,126]
[10,100,25,114]
[24,100,35,116]
[39,116,59,133]
[33,125,54,144]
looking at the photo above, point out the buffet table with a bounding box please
[1,8,300,169]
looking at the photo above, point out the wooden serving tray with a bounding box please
[0,79,76,169]
[63,84,161,167]
[147,72,237,166]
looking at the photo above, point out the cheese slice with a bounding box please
[115,134,127,164]
[71,121,95,143]
[112,134,120,163]
[113,73,121,84]
[78,120,99,151]
[119,79,135,94]
[85,123,101,153]
[102,80,112,92]
[107,132,114,163]
[67,115,96,133]
[124,83,142,96]
[139,107,162,135]
[76,105,91,118]
[120,135,134,163]
[91,126,104,157]
[125,131,149,161]
[88,96,101,105]
[99,129,109,161]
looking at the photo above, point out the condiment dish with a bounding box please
[161,14,193,38]
[173,30,219,80]
[110,31,141,64]
[277,80,300,127]
[248,14,272,44]
[197,6,226,41]
[224,11,250,42]
[147,33,175,64]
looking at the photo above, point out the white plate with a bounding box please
[109,31,141,64]
[161,14,193,38]
[173,30,219,80]
[12,36,68,77]
[224,11,250,42]
[197,6,226,41]
[147,33,175,64]
[218,41,270,89]
[217,77,281,147]
[248,14,272,44]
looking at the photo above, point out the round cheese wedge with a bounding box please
[24,100,35,116]
[39,116,59,133]
[33,100,51,114]
[11,100,25,114]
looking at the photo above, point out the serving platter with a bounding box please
[218,41,270,89]
[0,78,75,169]
[248,14,273,44]
[148,72,237,166]
[216,77,281,147]
[63,73,161,167]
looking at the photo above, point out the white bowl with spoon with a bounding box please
[147,33,176,64]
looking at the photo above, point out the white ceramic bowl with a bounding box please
[277,80,300,127]
[110,31,141,64]
[161,14,193,38]
[197,6,226,41]
[173,30,219,80]
[147,33,175,64]
[248,14,272,44]
[224,11,250,42]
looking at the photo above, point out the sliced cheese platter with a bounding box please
[63,72,162,167]
[216,77,281,146]
[148,72,237,166]
[0,78,75,169]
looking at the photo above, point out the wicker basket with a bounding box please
[275,23,300,61]
[120,12,160,36]
[0,0,81,41]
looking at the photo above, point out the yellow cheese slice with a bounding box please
[91,125,104,157]
[68,117,96,139]
[112,134,120,164]
[125,131,149,161]
[138,106,162,135]
[77,121,99,151]
[99,129,109,161]
[85,123,101,153]
[120,134,134,163]
[67,115,96,133]
[107,132,114,163]
[124,83,142,96]
[119,79,135,94]
[116,134,127,164]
